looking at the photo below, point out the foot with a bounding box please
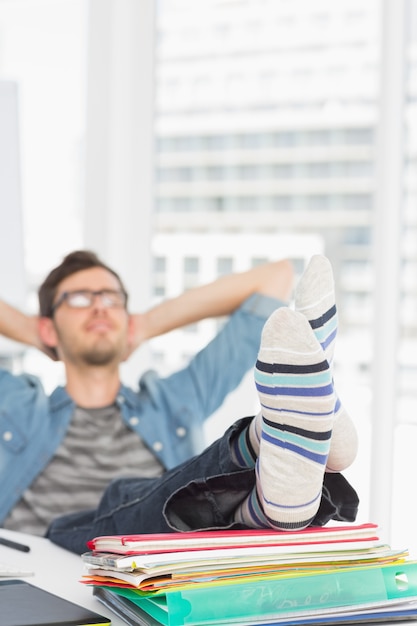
[254,307,334,529]
[295,255,358,471]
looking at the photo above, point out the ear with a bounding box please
[38,317,59,348]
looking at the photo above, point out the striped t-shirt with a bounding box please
[3,404,165,536]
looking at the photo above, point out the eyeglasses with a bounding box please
[51,289,128,314]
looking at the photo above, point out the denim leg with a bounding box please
[47,417,255,554]
[47,413,359,555]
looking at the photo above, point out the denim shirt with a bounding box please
[0,293,282,525]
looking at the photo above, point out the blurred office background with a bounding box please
[0,0,416,552]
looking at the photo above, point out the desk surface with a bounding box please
[0,528,126,625]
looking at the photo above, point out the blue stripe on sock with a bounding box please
[255,382,334,397]
[320,327,337,351]
[233,442,249,467]
[237,444,256,468]
[255,370,331,387]
[314,318,337,343]
[263,490,322,511]
[263,422,332,454]
[248,489,268,526]
[263,427,331,456]
[231,426,257,468]
[262,431,329,464]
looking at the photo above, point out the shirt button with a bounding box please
[116,395,125,404]
[129,416,139,426]
[3,431,13,442]
[176,427,186,437]
[153,441,163,452]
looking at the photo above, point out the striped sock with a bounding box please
[230,414,260,468]
[235,307,334,530]
[295,255,358,472]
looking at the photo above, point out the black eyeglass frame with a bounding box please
[50,289,128,316]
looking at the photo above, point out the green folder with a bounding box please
[101,561,417,626]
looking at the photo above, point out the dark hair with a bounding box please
[38,250,128,317]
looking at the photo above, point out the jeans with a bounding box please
[47,417,359,555]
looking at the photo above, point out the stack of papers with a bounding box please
[80,523,417,626]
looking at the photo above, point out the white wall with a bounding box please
[0,81,26,357]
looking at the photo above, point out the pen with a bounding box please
[0,537,30,553]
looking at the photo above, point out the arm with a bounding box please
[0,299,56,358]
[127,259,294,353]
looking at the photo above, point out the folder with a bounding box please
[93,561,417,626]
[86,524,379,556]
[93,585,417,626]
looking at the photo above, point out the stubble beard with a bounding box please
[55,318,127,367]
[78,340,123,366]
[58,334,124,367]
[80,348,118,366]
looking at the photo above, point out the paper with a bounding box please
[82,522,417,626]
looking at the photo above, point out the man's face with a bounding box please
[49,267,130,367]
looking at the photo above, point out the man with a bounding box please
[45,255,358,555]
[0,249,293,536]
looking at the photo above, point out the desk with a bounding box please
[0,528,125,625]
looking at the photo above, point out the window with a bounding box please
[183,257,200,289]
[217,257,234,275]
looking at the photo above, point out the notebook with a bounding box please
[0,579,111,626]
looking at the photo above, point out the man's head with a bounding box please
[38,251,132,367]
[38,250,128,318]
